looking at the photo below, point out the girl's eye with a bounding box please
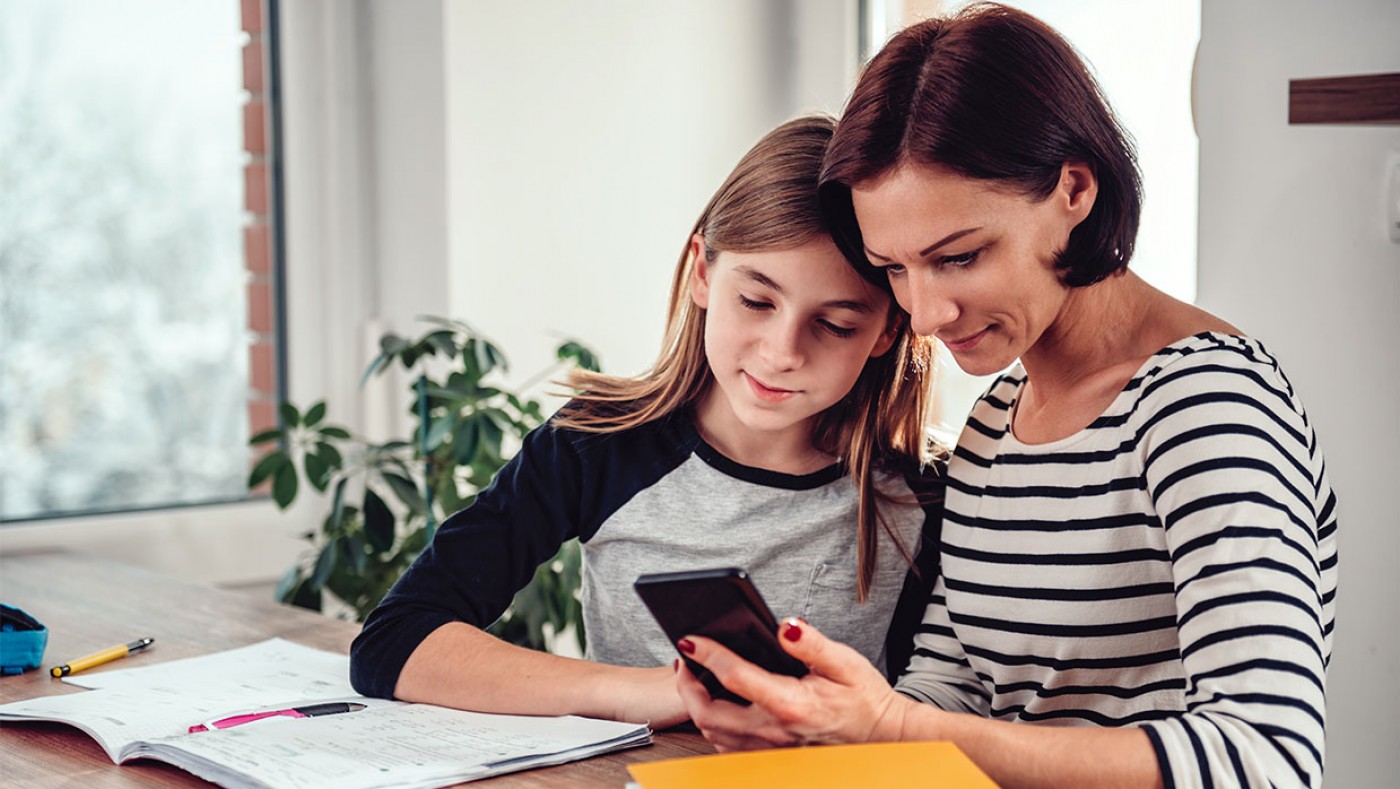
[940,249,981,268]
[883,263,907,278]
[738,295,772,311]
[819,321,858,339]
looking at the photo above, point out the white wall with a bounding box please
[1195,2,1400,786]
[443,0,858,385]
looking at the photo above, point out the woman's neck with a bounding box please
[1019,270,1157,394]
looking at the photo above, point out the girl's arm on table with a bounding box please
[397,622,686,727]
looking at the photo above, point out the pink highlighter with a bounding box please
[188,701,366,733]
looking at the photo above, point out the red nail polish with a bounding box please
[678,638,696,655]
[782,622,802,642]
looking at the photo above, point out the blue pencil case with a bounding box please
[0,604,48,676]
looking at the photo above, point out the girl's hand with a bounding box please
[610,665,692,729]
[674,618,916,751]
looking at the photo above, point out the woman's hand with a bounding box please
[674,618,918,751]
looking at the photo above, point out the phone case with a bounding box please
[634,567,808,705]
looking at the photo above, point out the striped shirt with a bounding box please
[897,332,1337,788]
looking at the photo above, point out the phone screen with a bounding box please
[634,567,808,705]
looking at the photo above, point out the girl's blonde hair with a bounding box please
[555,114,936,600]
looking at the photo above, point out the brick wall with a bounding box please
[242,0,279,443]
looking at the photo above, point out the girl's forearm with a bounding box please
[394,622,676,723]
[886,696,1163,789]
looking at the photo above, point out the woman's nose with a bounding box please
[903,278,960,337]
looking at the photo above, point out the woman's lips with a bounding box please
[744,372,798,403]
[942,326,991,353]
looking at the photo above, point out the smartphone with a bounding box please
[633,567,808,705]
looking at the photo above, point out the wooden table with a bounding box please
[0,553,713,787]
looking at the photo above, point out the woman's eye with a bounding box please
[940,249,981,268]
[819,321,858,339]
[883,263,907,277]
[738,295,772,311]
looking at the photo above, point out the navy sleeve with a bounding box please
[349,421,588,699]
[883,458,946,681]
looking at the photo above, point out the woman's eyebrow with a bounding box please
[736,266,875,313]
[864,226,983,262]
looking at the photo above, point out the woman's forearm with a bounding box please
[395,622,683,725]
[887,696,1163,789]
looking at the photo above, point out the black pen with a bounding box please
[188,701,367,733]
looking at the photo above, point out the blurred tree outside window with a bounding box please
[0,1,261,520]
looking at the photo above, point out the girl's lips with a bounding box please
[942,326,991,353]
[744,372,798,403]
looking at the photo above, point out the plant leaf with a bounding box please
[320,426,351,440]
[556,340,600,372]
[312,540,339,587]
[289,577,323,612]
[272,462,299,509]
[364,488,395,553]
[484,340,509,373]
[360,353,391,386]
[452,417,480,465]
[424,329,457,358]
[379,333,410,356]
[382,472,427,514]
[279,402,302,428]
[304,401,327,427]
[274,564,303,603]
[315,441,343,470]
[249,427,284,446]
[248,451,287,489]
[329,477,348,534]
[425,416,453,452]
[304,451,332,493]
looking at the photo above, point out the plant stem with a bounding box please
[417,374,437,540]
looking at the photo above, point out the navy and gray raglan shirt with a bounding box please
[350,407,944,699]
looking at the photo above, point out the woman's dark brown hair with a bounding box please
[821,2,1142,288]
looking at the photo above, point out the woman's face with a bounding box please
[850,162,1094,377]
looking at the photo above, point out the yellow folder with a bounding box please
[628,741,999,788]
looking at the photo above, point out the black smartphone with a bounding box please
[633,567,808,705]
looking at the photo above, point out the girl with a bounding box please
[676,6,1337,788]
[349,115,944,728]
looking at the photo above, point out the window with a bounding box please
[0,0,282,521]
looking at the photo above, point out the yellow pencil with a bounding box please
[50,638,154,677]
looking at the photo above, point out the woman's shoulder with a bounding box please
[1126,331,1310,432]
[1136,331,1292,388]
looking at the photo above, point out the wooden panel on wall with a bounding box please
[1288,72,1400,125]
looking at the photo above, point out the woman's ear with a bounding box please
[688,233,711,309]
[1058,161,1098,225]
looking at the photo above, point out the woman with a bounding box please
[673,5,1337,788]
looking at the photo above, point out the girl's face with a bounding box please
[689,234,896,457]
[850,162,1095,377]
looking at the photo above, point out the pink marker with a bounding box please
[188,701,366,733]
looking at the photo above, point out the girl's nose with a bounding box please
[760,319,805,371]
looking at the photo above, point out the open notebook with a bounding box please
[0,638,650,789]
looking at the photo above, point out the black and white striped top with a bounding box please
[897,332,1337,788]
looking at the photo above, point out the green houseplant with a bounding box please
[248,316,599,652]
